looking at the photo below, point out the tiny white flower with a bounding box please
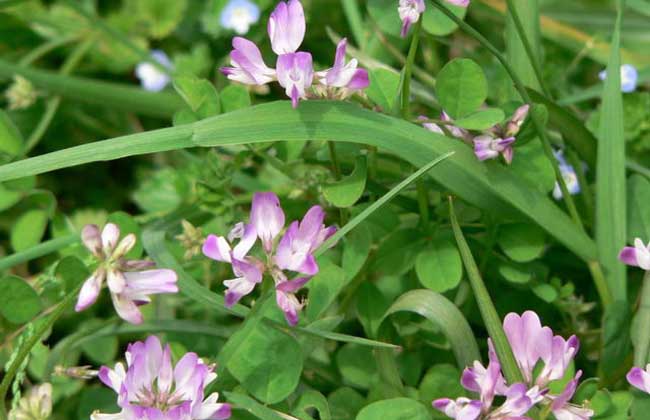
[220,0,261,35]
[599,64,638,93]
[135,50,173,92]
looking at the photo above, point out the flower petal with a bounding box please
[251,192,285,252]
[75,269,105,312]
[268,0,306,54]
[81,224,102,256]
[203,235,233,263]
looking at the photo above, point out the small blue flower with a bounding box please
[220,0,260,35]
[135,50,173,92]
[553,150,581,200]
[599,64,639,93]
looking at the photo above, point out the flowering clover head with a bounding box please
[599,64,638,93]
[398,0,425,37]
[76,223,178,324]
[8,383,52,420]
[627,364,650,394]
[93,336,231,420]
[220,0,260,35]
[619,238,650,271]
[434,311,593,420]
[552,150,581,200]
[202,192,336,325]
[221,0,368,107]
[135,50,173,92]
[5,75,37,111]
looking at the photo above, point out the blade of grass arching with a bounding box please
[596,0,627,303]
[526,88,596,167]
[504,0,546,95]
[0,58,183,118]
[0,234,78,271]
[0,101,597,265]
[381,289,481,369]
[449,197,524,384]
[340,0,366,50]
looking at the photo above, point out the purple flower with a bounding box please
[550,371,594,420]
[473,135,515,164]
[398,0,425,37]
[76,223,178,324]
[505,105,530,138]
[276,52,314,108]
[316,39,369,90]
[446,0,471,7]
[433,398,482,420]
[268,0,306,55]
[619,238,650,270]
[461,356,506,411]
[221,37,276,85]
[420,111,469,140]
[627,365,650,393]
[250,192,286,253]
[94,336,231,420]
[203,192,336,325]
[491,384,545,419]
[203,223,263,307]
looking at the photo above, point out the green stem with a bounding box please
[449,197,525,384]
[416,180,430,226]
[23,37,95,155]
[430,0,612,307]
[634,271,650,366]
[588,261,613,308]
[0,234,78,272]
[401,18,422,120]
[17,35,79,67]
[503,0,550,97]
[0,285,80,417]
[339,0,366,50]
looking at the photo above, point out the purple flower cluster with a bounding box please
[422,105,529,165]
[221,0,369,108]
[202,192,336,325]
[93,336,231,420]
[75,223,178,324]
[398,0,470,37]
[434,311,593,420]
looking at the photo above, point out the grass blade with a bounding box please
[596,0,627,302]
[504,0,545,94]
[381,289,481,369]
[449,197,524,384]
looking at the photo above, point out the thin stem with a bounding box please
[17,34,79,67]
[565,148,594,225]
[587,261,613,308]
[503,0,550,97]
[340,0,366,50]
[416,180,430,226]
[0,234,78,272]
[401,18,422,120]
[23,37,95,155]
[634,271,650,366]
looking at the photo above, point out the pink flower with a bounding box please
[619,238,650,270]
[268,0,306,55]
[473,135,515,164]
[628,365,650,393]
[316,39,369,90]
[221,37,276,85]
[94,336,231,420]
[446,0,471,7]
[398,0,425,37]
[276,52,314,108]
[550,371,594,420]
[202,192,336,325]
[76,223,178,324]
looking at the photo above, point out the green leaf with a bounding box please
[627,175,650,242]
[80,328,118,364]
[127,0,188,39]
[497,223,546,262]
[305,261,347,321]
[421,3,467,36]
[341,223,372,281]
[381,289,480,369]
[323,156,367,208]
[225,392,286,420]
[329,387,366,420]
[532,283,558,303]
[336,343,378,389]
[0,110,23,159]
[453,108,505,130]
[227,324,303,404]
[419,365,465,417]
[56,255,90,294]
[504,0,542,93]
[293,390,332,420]
[599,391,633,420]
[366,68,400,112]
[220,84,251,113]
[0,101,597,263]
[596,2,628,302]
[0,275,42,324]
[11,209,48,252]
[356,398,431,420]
[509,139,556,193]
[0,183,22,212]
[601,300,632,378]
[366,0,403,36]
[436,59,487,119]
[415,239,463,293]
[172,76,221,119]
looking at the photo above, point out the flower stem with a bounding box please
[634,271,650,366]
[0,234,78,272]
[401,18,423,120]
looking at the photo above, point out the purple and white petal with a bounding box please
[627,365,650,394]
[316,39,369,90]
[268,0,306,55]
[276,52,314,108]
[82,224,102,256]
[110,293,143,325]
[75,269,106,312]
[398,0,425,38]
[123,269,179,296]
[101,223,121,256]
[446,0,470,6]
[232,223,258,260]
[221,37,276,85]
[203,235,233,263]
[251,192,285,252]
